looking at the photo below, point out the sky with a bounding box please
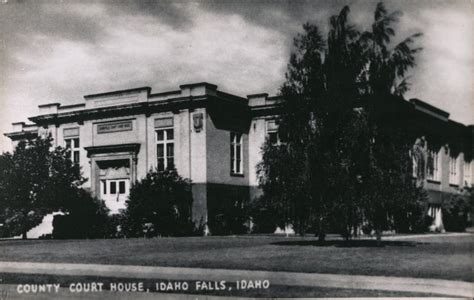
[0,0,472,152]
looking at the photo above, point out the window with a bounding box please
[231,132,243,174]
[426,149,440,181]
[65,137,80,164]
[464,162,471,187]
[110,181,117,194]
[266,120,280,145]
[449,156,459,185]
[156,128,174,171]
[102,180,127,195]
[119,181,126,194]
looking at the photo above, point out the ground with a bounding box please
[0,234,472,282]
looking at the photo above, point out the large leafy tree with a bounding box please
[258,2,423,240]
[0,136,85,239]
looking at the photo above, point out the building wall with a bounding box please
[206,112,249,186]
[190,108,207,184]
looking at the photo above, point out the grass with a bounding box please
[0,234,472,282]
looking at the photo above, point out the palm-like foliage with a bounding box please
[361,2,423,96]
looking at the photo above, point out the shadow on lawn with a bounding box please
[271,239,426,248]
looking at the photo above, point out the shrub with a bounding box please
[442,194,471,232]
[249,197,278,234]
[207,185,250,235]
[52,189,110,239]
[392,187,429,233]
[122,168,196,237]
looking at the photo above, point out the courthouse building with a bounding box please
[5,82,473,232]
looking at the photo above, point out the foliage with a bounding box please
[248,196,281,234]
[442,193,471,232]
[122,168,196,237]
[257,2,423,240]
[52,189,111,239]
[0,136,85,239]
[207,204,249,236]
[257,142,309,234]
[206,184,250,235]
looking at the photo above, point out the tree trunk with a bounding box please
[375,229,382,246]
[318,217,325,242]
[318,231,325,242]
[21,210,28,240]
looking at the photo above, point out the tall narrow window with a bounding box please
[102,180,107,195]
[119,181,126,194]
[266,120,280,145]
[464,161,471,187]
[156,128,174,171]
[427,149,440,181]
[65,137,80,164]
[231,132,243,174]
[110,181,117,194]
[449,155,459,185]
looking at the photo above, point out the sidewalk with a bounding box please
[0,261,472,298]
[384,232,473,240]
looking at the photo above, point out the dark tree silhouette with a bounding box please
[122,168,195,237]
[257,2,423,240]
[0,136,85,239]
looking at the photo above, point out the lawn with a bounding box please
[0,234,472,282]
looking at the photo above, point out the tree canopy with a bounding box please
[257,2,424,239]
[0,136,85,238]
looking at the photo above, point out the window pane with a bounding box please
[65,139,71,148]
[167,143,174,157]
[236,133,242,144]
[236,145,241,161]
[102,180,107,194]
[119,181,125,194]
[166,129,174,140]
[231,132,235,143]
[73,151,80,164]
[230,144,235,173]
[167,158,174,169]
[236,159,241,173]
[269,132,278,145]
[158,158,165,171]
[156,130,164,141]
[157,144,164,158]
[73,138,80,148]
[110,181,116,194]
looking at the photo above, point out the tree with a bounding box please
[357,2,423,240]
[257,2,423,240]
[0,136,85,239]
[256,141,308,234]
[122,168,195,237]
